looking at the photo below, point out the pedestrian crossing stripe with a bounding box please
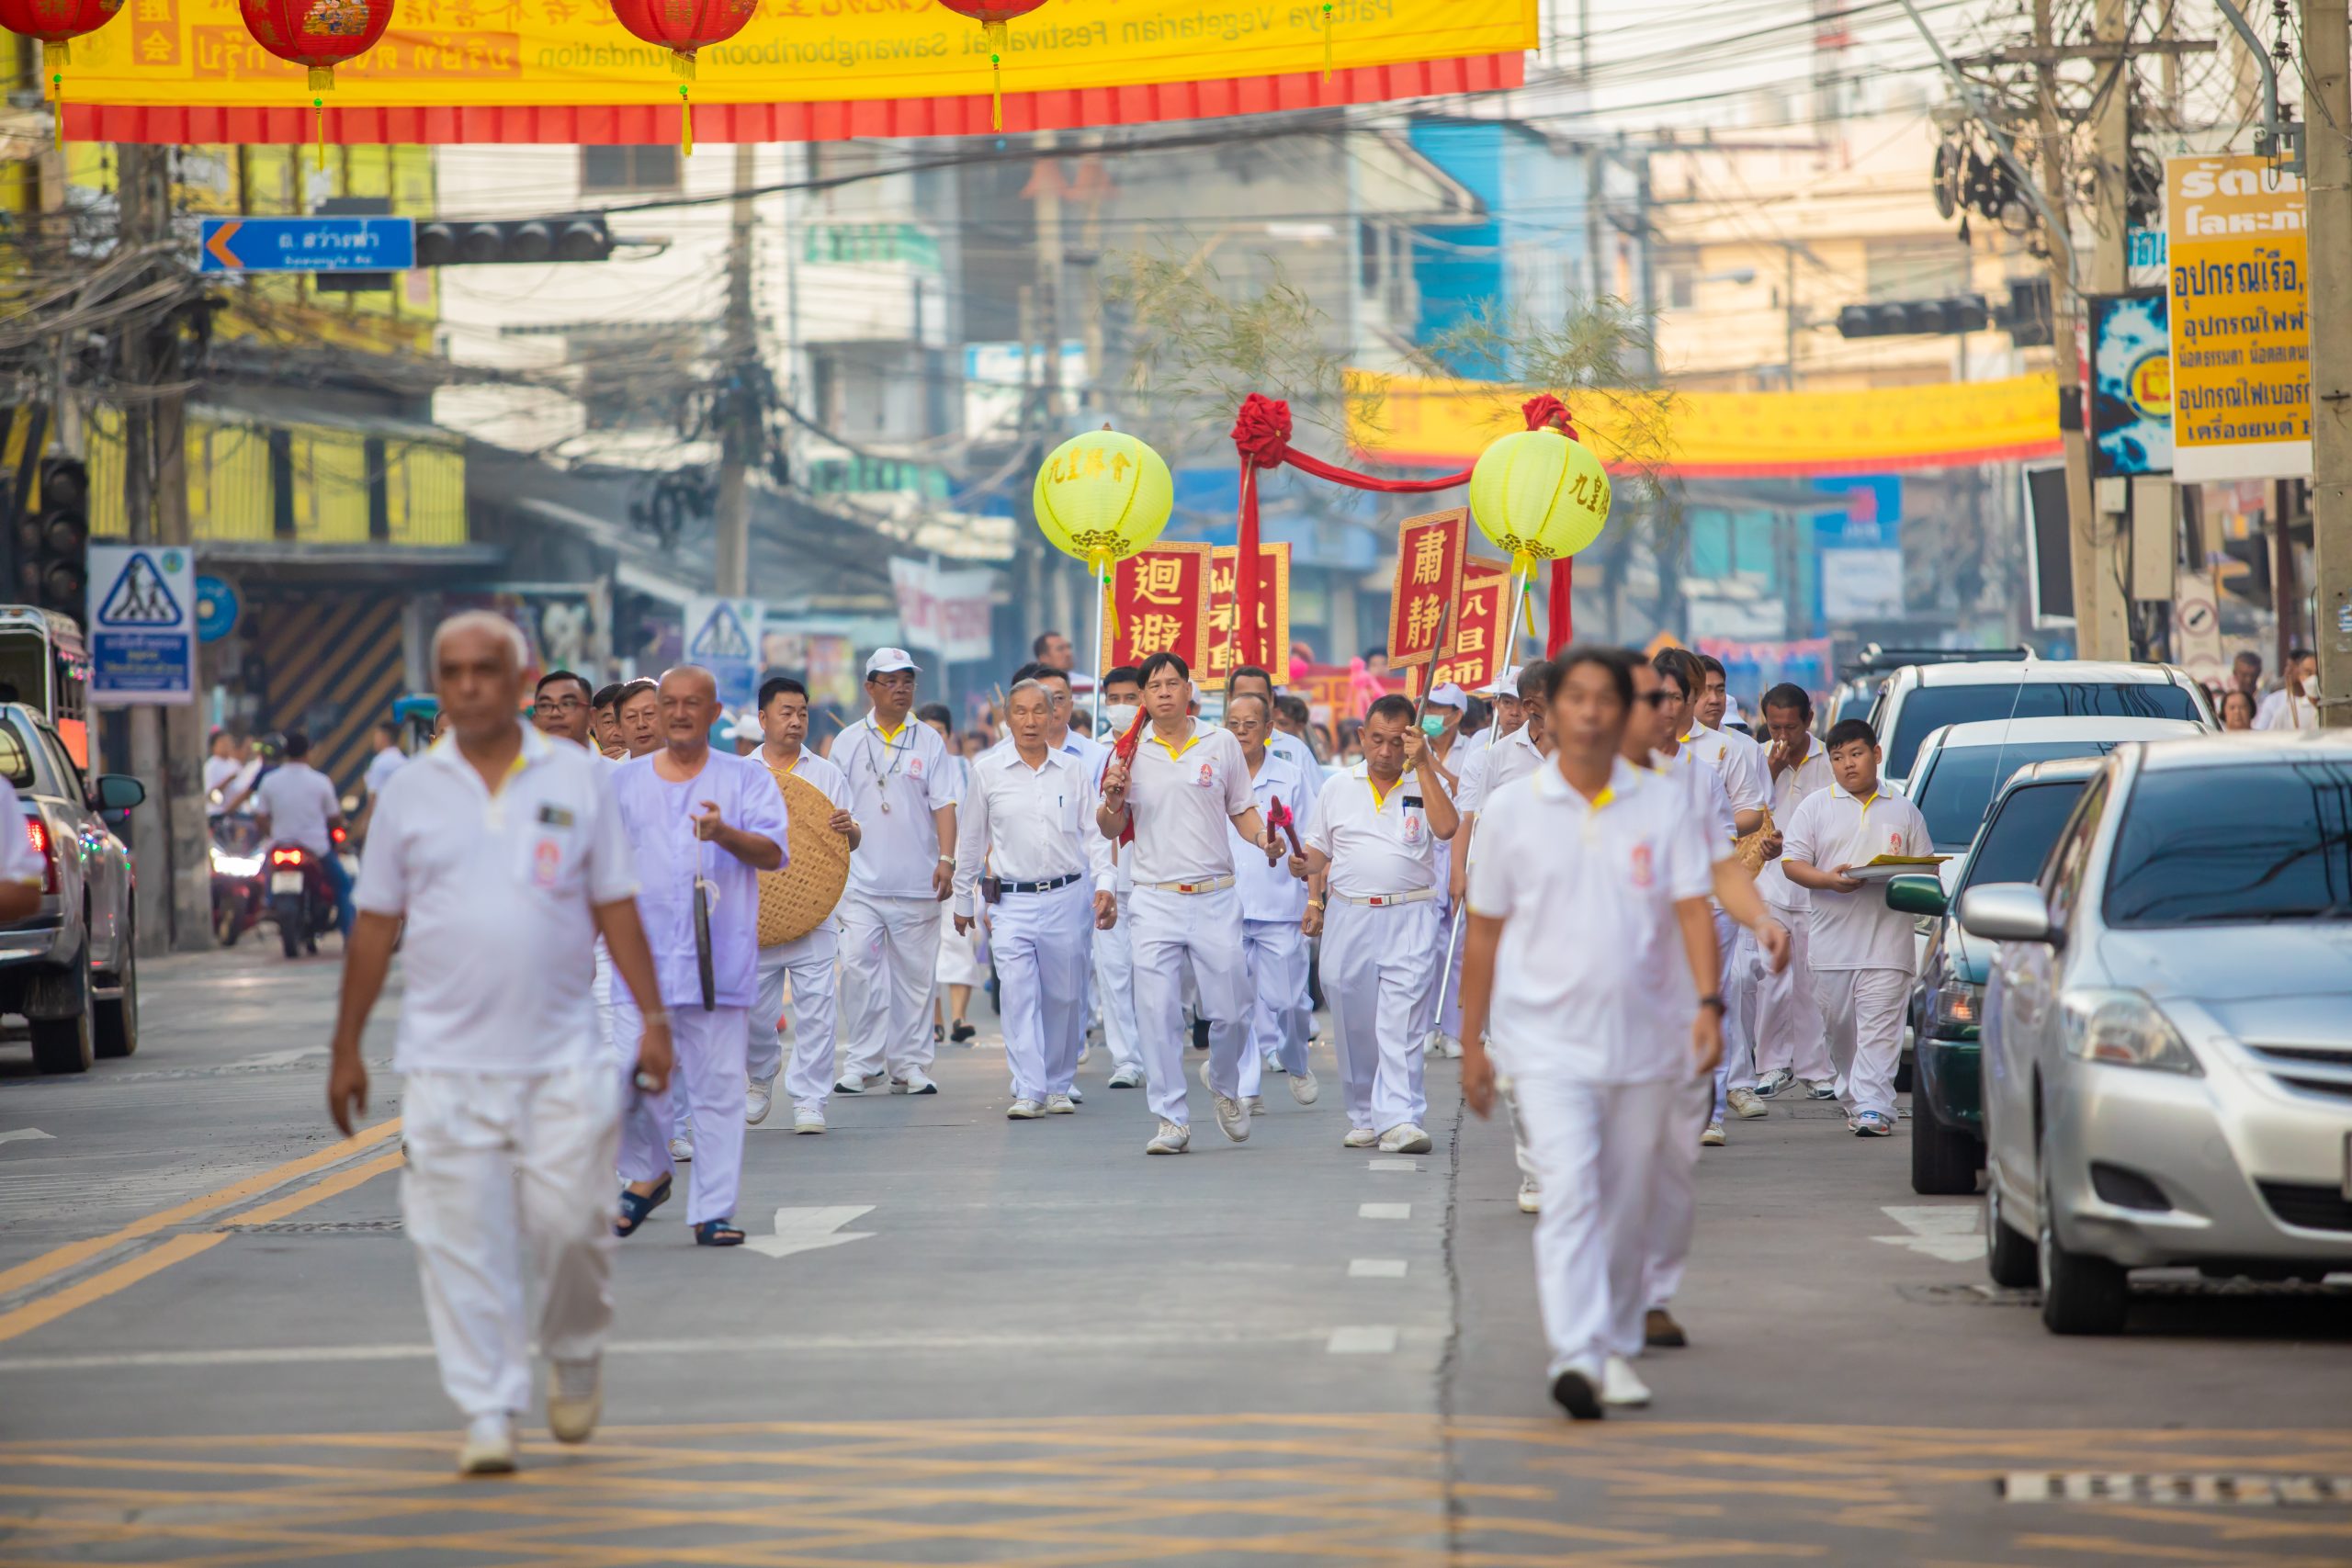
[2001,1471,2352,1505]
[96,550,185,627]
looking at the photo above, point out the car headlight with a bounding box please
[211,850,263,878]
[2058,988,2201,1075]
[1931,978,1984,1032]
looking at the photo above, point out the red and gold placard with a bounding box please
[1410,570,1512,697]
[1205,541,1292,687]
[1387,507,1467,669]
[1100,541,1211,671]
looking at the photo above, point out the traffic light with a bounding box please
[1994,276,2052,347]
[20,457,88,616]
[1834,278,2052,345]
[414,215,613,267]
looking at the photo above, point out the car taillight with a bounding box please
[24,818,57,895]
[270,847,305,867]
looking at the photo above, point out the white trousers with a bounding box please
[1431,897,1465,1043]
[1129,884,1254,1125]
[1641,1072,1717,1312]
[1724,926,1761,1091]
[1706,908,1755,1119]
[1515,1069,1681,1379]
[747,924,841,1115]
[1814,966,1909,1121]
[1092,890,1141,1073]
[401,1063,618,1420]
[840,892,944,1081]
[1321,898,1441,1134]
[1240,918,1311,1085]
[1753,906,1833,1083]
[991,879,1094,1100]
[616,1000,749,1225]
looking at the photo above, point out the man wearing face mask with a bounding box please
[2254,647,2320,731]
[1089,667,1148,1089]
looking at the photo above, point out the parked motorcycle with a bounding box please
[266,840,339,959]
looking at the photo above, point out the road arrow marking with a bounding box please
[1872,1203,1984,1262]
[204,220,243,269]
[742,1205,874,1261]
[0,1129,54,1147]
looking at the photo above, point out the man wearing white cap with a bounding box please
[1225,690,1319,1110]
[832,649,960,1097]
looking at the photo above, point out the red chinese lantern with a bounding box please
[1,0,127,147]
[933,1,1049,130]
[607,0,757,158]
[238,0,394,168]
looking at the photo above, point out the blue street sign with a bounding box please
[199,216,416,275]
[195,575,240,644]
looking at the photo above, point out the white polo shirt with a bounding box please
[1682,722,1767,815]
[1118,719,1252,886]
[953,744,1093,917]
[757,746,851,815]
[1306,762,1446,900]
[1463,724,1544,813]
[834,713,960,899]
[1758,744,1836,911]
[1467,756,1714,1082]
[354,728,638,1075]
[253,761,342,857]
[1782,781,1930,971]
[1652,743,1736,847]
[1233,747,1314,922]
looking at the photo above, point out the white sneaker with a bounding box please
[1213,1094,1251,1143]
[668,1134,695,1163]
[1289,1068,1319,1106]
[1726,1087,1769,1121]
[793,1109,826,1134]
[1342,1127,1379,1149]
[1247,1094,1266,1116]
[745,1075,776,1126]
[1067,1084,1083,1105]
[1078,1040,1092,1066]
[1701,1122,1726,1147]
[458,1413,517,1475]
[1378,1123,1433,1155]
[1007,1098,1046,1120]
[1045,1092,1077,1114]
[1600,1355,1653,1408]
[1146,1118,1191,1155]
[1433,1033,1464,1059]
[547,1359,600,1444]
[892,1069,938,1096]
[1517,1176,1541,1214]
[1107,1066,1144,1089]
[834,1076,868,1096]
[1754,1067,1794,1099]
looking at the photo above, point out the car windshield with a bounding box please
[2105,761,2352,926]
[1887,681,2199,775]
[0,716,39,792]
[1957,780,2091,892]
[1916,740,2122,851]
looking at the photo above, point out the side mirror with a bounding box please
[1884,873,1949,919]
[95,774,147,812]
[1957,882,2055,944]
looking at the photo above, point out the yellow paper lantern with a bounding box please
[1033,428,1174,579]
[1467,428,1612,577]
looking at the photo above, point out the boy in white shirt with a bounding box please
[1780,718,1932,1137]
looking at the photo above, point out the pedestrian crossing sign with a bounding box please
[96,549,186,626]
[86,545,196,705]
[684,595,763,712]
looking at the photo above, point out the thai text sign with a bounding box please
[1102,543,1211,672]
[1205,543,1291,687]
[2165,154,2310,481]
[1387,508,1468,668]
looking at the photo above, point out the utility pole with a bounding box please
[1031,131,1075,646]
[713,141,758,599]
[2305,0,2351,726]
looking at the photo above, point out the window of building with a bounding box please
[580,145,680,196]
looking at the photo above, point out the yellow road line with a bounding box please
[0,1117,402,1299]
[225,1150,403,1228]
[0,1234,228,1347]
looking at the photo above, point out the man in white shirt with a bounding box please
[1089,666,1147,1089]
[205,730,246,799]
[1224,692,1318,1111]
[1297,694,1457,1154]
[2254,647,2320,731]
[532,670,596,748]
[1226,665,1325,789]
[1781,718,1933,1137]
[955,680,1102,1117]
[1458,648,1723,1421]
[1693,655,1770,829]
[1750,682,1838,1101]
[327,611,673,1475]
[745,676,859,1134]
[1095,650,1281,1155]
[1014,660,1105,1076]
[251,731,352,938]
[831,649,961,1097]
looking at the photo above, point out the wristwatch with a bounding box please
[1697,994,1726,1014]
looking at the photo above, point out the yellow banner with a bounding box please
[2165,153,2311,482]
[64,0,1536,109]
[1351,371,2064,477]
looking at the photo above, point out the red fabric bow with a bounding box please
[1266,795,1304,858]
[1231,393,1294,470]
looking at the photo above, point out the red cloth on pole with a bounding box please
[1547,558,1574,654]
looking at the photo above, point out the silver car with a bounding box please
[1961,731,2352,1334]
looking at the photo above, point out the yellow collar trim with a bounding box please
[1148,728,1204,761]
[875,719,909,745]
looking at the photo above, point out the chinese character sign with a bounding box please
[1418,571,1512,695]
[1102,543,1212,671]
[1387,508,1468,668]
[1204,542,1292,686]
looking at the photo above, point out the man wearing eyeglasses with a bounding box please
[533,671,598,752]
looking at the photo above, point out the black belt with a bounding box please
[1002,873,1083,894]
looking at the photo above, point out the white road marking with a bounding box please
[1325,1325,1398,1354]
[1366,1158,1419,1171]
[1873,1203,1984,1262]
[2002,1472,2352,1505]
[0,1129,54,1147]
[231,1047,325,1071]
[742,1205,875,1261]
[1348,1258,1408,1279]
[1358,1202,1411,1220]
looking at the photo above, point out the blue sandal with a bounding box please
[694,1218,745,1247]
[615,1175,671,1237]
